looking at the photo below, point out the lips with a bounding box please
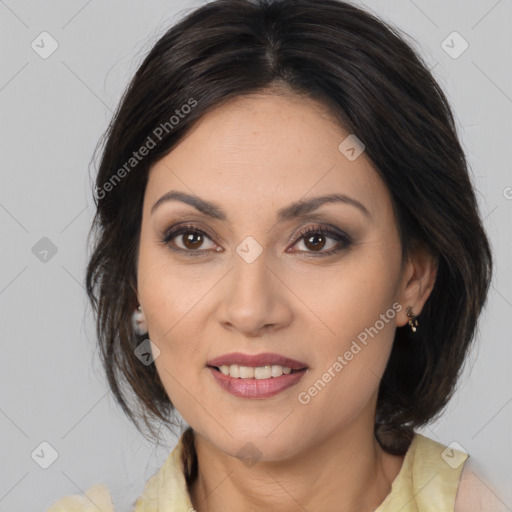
[207,352,308,370]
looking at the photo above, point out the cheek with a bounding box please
[137,231,218,331]
[291,242,402,413]
[292,240,402,348]
[136,244,209,373]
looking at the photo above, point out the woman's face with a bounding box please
[137,93,419,460]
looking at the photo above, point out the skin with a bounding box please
[136,91,437,512]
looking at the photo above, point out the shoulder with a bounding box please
[455,459,509,512]
[46,484,115,512]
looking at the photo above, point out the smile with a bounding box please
[214,364,300,379]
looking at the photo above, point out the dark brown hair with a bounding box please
[86,0,492,454]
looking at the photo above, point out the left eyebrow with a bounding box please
[276,193,371,221]
[150,190,371,220]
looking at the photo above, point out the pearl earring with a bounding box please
[132,305,148,336]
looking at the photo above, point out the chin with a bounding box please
[207,424,306,463]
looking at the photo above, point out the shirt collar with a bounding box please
[134,427,196,511]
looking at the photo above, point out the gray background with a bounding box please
[0,0,511,510]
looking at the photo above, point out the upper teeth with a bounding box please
[218,364,293,379]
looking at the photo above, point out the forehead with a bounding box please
[144,94,391,221]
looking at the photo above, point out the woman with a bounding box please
[47,0,505,510]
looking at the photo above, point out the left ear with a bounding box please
[395,243,438,328]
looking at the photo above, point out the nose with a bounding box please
[215,249,293,337]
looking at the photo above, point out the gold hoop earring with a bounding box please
[406,306,418,333]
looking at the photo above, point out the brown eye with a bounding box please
[303,233,327,252]
[182,231,205,250]
[162,225,218,254]
[290,225,352,256]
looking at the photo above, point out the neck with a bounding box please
[188,422,405,512]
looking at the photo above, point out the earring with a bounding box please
[132,305,148,336]
[406,306,418,333]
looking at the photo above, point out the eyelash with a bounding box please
[160,223,352,257]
